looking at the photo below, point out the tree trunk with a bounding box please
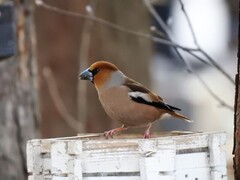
[0,1,38,179]
[233,1,240,179]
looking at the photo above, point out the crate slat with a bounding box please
[27,131,227,179]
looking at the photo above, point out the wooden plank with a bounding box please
[82,157,140,173]
[176,152,209,169]
[68,159,82,180]
[34,132,225,153]
[209,134,226,167]
[139,140,176,180]
[138,139,175,154]
[140,156,175,180]
[52,177,68,180]
[29,175,52,180]
[51,141,69,175]
[26,140,34,173]
[27,140,43,174]
[26,132,227,179]
[167,132,226,151]
[28,175,44,180]
[42,157,51,175]
[211,170,226,180]
[175,167,211,179]
[83,139,139,152]
[40,140,52,153]
[79,132,226,152]
[83,177,140,180]
[211,166,227,179]
[67,140,83,155]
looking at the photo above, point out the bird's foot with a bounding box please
[143,132,151,139]
[104,129,116,139]
[143,123,152,139]
[104,126,127,139]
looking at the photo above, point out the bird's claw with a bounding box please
[143,132,151,139]
[104,129,116,139]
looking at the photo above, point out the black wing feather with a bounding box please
[130,96,174,112]
[125,79,181,112]
[166,104,181,111]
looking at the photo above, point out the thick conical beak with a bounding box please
[79,68,93,81]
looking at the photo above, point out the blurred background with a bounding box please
[0,0,237,179]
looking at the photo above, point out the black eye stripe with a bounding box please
[89,68,100,76]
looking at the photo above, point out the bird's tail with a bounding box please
[170,112,193,122]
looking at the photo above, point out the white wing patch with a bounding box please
[128,92,152,102]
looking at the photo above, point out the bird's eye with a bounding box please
[91,68,100,76]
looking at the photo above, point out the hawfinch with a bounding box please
[79,61,191,139]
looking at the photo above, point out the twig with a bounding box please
[43,67,83,132]
[178,0,234,84]
[35,0,198,52]
[143,0,233,111]
[143,0,172,39]
[200,49,234,84]
[150,26,167,39]
[143,0,191,69]
[150,25,210,66]
[193,72,234,111]
[36,0,233,111]
[36,0,210,68]
[77,3,94,132]
[178,0,199,46]
[187,51,212,66]
[149,24,212,67]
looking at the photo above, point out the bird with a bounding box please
[79,61,191,139]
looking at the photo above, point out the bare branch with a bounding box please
[200,49,235,84]
[35,0,198,52]
[187,51,212,66]
[149,25,212,67]
[149,24,212,66]
[43,67,83,132]
[77,2,94,132]
[36,0,233,111]
[192,71,234,111]
[143,0,191,69]
[143,0,233,111]
[151,25,210,66]
[150,26,167,39]
[178,0,199,46]
[178,0,234,84]
[143,0,173,39]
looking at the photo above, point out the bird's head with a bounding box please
[79,61,126,91]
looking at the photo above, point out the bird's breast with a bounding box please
[98,86,161,127]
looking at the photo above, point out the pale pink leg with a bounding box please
[104,125,128,139]
[143,123,152,139]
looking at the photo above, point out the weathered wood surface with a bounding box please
[27,132,227,180]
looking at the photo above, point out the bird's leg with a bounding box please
[104,125,128,139]
[143,123,152,139]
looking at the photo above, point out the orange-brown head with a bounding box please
[79,61,125,91]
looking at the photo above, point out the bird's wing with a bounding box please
[124,79,181,112]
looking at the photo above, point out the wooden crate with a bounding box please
[27,132,227,180]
